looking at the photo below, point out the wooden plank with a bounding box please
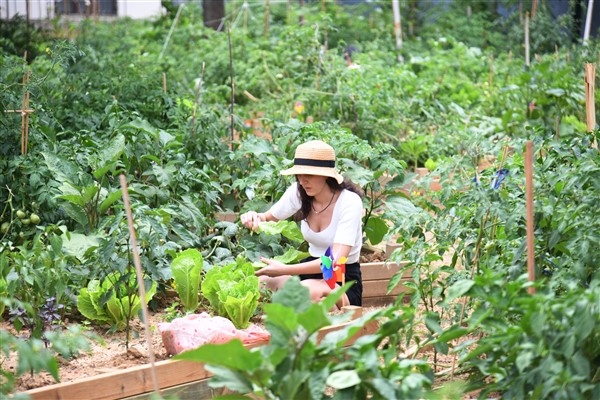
[361,261,411,280]
[25,358,217,400]
[125,379,223,400]
[362,278,411,298]
[362,294,410,308]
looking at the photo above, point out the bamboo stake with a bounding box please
[584,63,597,148]
[119,175,160,397]
[525,11,530,67]
[525,141,535,294]
[162,72,167,93]
[21,70,31,155]
[159,3,184,60]
[190,62,206,134]
[227,22,235,150]
[583,0,595,46]
[264,0,269,38]
[392,0,402,49]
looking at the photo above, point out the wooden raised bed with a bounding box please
[22,307,378,400]
[361,260,412,307]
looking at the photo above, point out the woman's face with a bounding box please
[297,174,328,196]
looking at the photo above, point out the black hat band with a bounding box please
[294,158,335,168]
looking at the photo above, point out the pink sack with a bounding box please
[157,312,270,355]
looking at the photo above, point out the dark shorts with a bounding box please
[299,257,363,306]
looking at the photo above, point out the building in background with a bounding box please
[0,0,163,20]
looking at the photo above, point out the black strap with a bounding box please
[294,158,335,168]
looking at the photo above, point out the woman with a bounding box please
[240,140,364,307]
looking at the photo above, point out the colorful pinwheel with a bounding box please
[320,246,347,289]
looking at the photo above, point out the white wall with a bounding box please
[2,0,53,20]
[117,0,163,19]
[0,0,163,20]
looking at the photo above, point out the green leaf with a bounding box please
[297,303,331,335]
[205,365,255,394]
[92,134,125,179]
[444,279,475,304]
[42,152,80,184]
[259,220,304,243]
[326,370,361,389]
[263,303,300,333]
[271,277,311,313]
[175,340,262,372]
[364,216,388,245]
[61,231,100,261]
[171,248,203,313]
[99,189,123,215]
[273,247,310,264]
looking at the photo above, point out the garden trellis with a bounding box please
[4,67,33,156]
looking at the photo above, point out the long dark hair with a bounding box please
[294,177,364,221]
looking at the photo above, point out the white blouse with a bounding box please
[270,182,363,263]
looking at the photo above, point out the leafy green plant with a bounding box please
[1,325,96,398]
[170,248,203,314]
[76,271,157,333]
[177,277,434,399]
[200,256,261,329]
[454,272,600,399]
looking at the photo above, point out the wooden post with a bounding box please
[21,70,31,155]
[525,11,530,67]
[119,175,160,397]
[227,22,235,150]
[5,65,34,156]
[525,141,535,294]
[264,0,269,37]
[531,0,537,19]
[584,63,597,148]
[392,0,402,49]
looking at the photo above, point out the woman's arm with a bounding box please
[255,244,352,277]
[240,209,279,231]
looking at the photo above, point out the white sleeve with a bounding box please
[333,191,363,247]
[269,182,301,220]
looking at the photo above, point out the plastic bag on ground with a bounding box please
[157,312,270,355]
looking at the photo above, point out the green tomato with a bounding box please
[21,218,31,225]
[29,213,41,224]
[16,210,26,219]
[1,222,9,234]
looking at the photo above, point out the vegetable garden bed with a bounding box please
[21,306,377,400]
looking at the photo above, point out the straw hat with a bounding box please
[280,140,344,184]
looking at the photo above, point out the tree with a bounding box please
[203,0,225,30]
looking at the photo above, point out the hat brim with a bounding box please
[281,165,344,184]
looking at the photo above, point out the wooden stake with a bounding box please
[21,70,31,155]
[162,72,167,93]
[531,0,537,20]
[119,175,160,396]
[584,63,597,148]
[227,22,235,150]
[190,62,206,134]
[525,141,535,294]
[5,62,34,156]
[525,11,530,67]
[264,0,269,37]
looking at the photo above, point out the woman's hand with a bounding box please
[255,257,287,277]
[240,211,264,231]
